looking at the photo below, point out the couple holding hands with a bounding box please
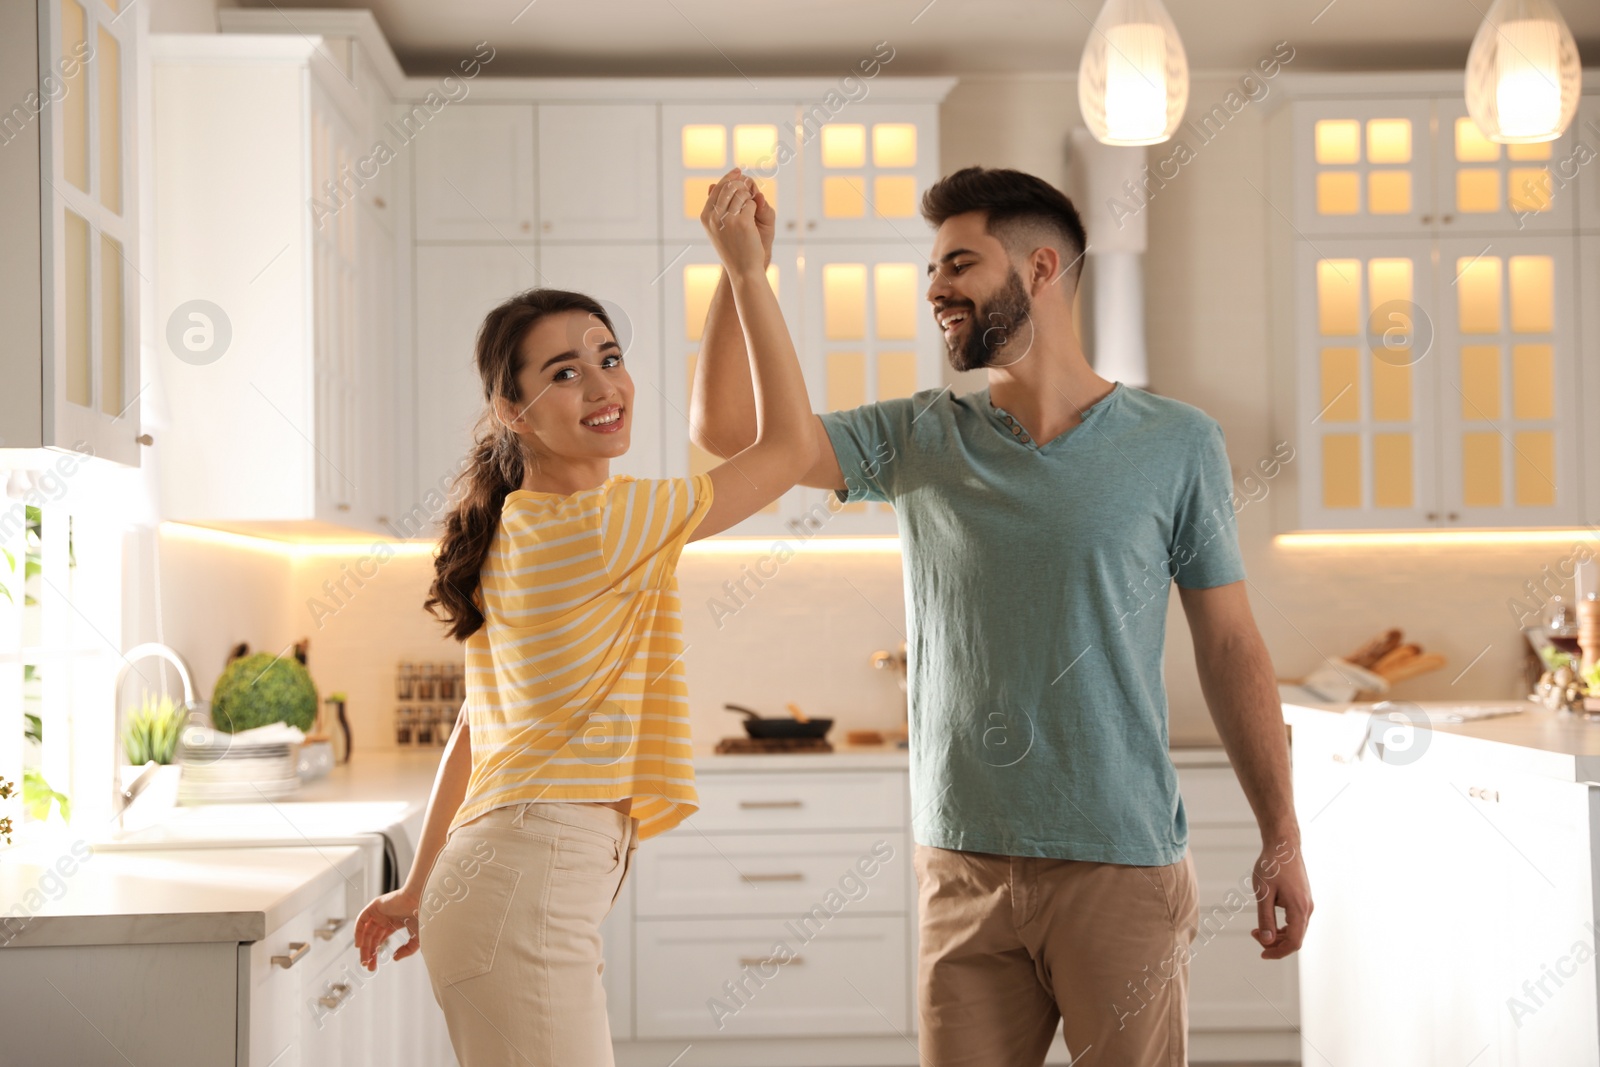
[355,164,1312,1067]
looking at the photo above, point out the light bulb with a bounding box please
[1078,0,1189,147]
[1465,0,1581,143]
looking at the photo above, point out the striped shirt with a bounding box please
[448,474,715,840]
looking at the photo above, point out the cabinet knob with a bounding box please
[337,503,351,512]
[136,433,153,446]
[1426,511,1439,521]
[1440,214,1454,224]
[1420,214,1433,225]
[1447,511,1459,522]
[785,220,796,230]
[373,196,386,209]
[520,221,531,233]
[806,220,816,230]
[543,221,553,232]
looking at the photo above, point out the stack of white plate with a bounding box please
[176,722,304,804]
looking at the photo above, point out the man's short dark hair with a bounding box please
[921,167,1088,287]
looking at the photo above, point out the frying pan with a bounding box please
[723,703,834,740]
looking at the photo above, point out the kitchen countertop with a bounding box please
[1284,699,1600,783]
[0,842,363,948]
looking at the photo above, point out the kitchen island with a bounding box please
[1286,699,1600,1067]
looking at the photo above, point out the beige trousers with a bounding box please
[914,844,1200,1067]
[419,801,639,1067]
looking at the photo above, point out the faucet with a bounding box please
[112,643,199,826]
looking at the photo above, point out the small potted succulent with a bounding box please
[119,692,186,810]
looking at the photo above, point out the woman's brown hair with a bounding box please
[425,288,617,641]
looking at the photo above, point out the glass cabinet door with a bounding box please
[1435,237,1581,526]
[799,104,938,241]
[1291,100,1435,236]
[1432,98,1578,235]
[662,245,802,535]
[1295,239,1438,528]
[42,0,139,465]
[661,105,803,242]
[799,242,939,535]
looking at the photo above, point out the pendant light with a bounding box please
[1077,0,1189,147]
[1464,0,1581,143]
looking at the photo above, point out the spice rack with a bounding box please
[394,661,464,748]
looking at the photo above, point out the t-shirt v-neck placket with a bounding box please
[985,383,1121,455]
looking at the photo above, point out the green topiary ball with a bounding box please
[210,652,318,733]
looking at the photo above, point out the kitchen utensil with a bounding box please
[786,702,810,723]
[723,703,833,740]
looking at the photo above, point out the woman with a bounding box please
[353,169,808,1065]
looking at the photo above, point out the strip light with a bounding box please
[1277,529,1598,548]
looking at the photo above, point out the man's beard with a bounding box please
[945,268,1033,373]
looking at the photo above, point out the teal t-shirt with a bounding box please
[820,382,1246,865]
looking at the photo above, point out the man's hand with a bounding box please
[704,168,775,269]
[1251,837,1312,959]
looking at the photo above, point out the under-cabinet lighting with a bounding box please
[682,536,901,556]
[1276,528,1598,548]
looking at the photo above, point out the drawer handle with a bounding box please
[739,800,803,809]
[317,982,353,1010]
[741,872,804,883]
[740,955,804,967]
[1468,786,1501,803]
[271,941,310,969]
[314,917,347,940]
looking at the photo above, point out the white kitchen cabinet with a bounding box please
[537,103,659,240]
[537,241,666,480]
[661,244,804,535]
[1269,74,1597,531]
[1583,235,1600,527]
[797,241,937,536]
[151,34,399,537]
[412,104,536,242]
[1580,95,1600,233]
[1434,234,1582,526]
[799,104,939,242]
[359,201,400,530]
[0,0,141,466]
[410,244,539,520]
[661,104,805,242]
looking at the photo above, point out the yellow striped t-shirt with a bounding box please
[448,473,715,840]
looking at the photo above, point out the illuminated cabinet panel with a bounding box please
[1435,238,1580,524]
[1291,99,1434,236]
[799,245,940,535]
[662,246,804,536]
[660,105,804,242]
[1294,241,1437,529]
[1432,98,1577,235]
[0,0,141,465]
[800,104,941,240]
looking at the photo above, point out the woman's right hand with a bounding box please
[701,169,765,279]
[355,885,422,971]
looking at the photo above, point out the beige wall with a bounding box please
[149,72,1567,758]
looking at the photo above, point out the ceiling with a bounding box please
[236,0,1599,78]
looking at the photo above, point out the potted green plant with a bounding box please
[210,647,318,734]
[118,693,186,811]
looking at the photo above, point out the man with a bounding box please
[690,165,1311,1066]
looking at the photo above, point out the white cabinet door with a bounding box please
[1579,95,1600,234]
[1433,96,1580,236]
[1293,238,1440,529]
[798,241,939,536]
[413,105,536,241]
[661,104,804,242]
[536,242,665,480]
[799,104,938,242]
[411,246,539,523]
[1584,235,1600,525]
[28,0,141,465]
[1435,234,1583,526]
[359,203,399,533]
[661,243,804,536]
[1289,98,1437,236]
[537,104,659,241]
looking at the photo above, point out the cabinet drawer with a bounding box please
[305,881,355,973]
[1179,765,1255,826]
[635,832,908,918]
[690,772,907,832]
[635,916,909,1038]
[248,907,313,1066]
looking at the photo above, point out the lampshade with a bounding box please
[1464,0,1581,143]
[1077,0,1189,147]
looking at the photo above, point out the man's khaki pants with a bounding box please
[915,843,1201,1066]
[419,801,638,1067]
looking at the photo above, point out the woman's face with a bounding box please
[498,308,635,466]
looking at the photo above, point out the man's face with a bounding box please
[926,212,1034,373]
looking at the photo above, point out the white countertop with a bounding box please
[1284,699,1600,783]
[0,842,363,948]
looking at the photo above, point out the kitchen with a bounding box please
[1,0,1599,1064]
